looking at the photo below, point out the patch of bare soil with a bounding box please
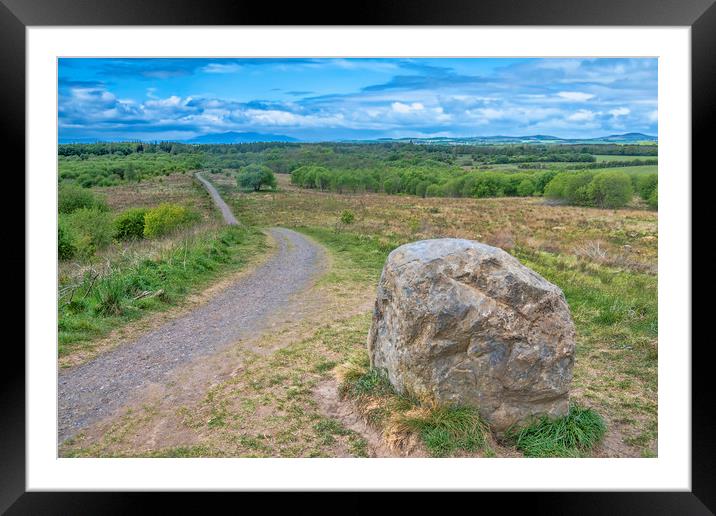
[312,379,419,458]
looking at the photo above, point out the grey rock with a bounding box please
[367,238,575,433]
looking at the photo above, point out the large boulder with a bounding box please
[367,238,575,433]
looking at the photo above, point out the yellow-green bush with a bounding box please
[143,203,199,238]
[113,207,148,240]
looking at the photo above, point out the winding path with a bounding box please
[58,175,326,444]
[195,172,239,225]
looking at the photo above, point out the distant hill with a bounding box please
[344,133,657,145]
[59,132,656,146]
[183,131,299,144]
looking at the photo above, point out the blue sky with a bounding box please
[58,58,658,142]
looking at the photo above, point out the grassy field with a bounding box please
[593,154,657,163]
[60,170,657,458]
[219,173,657,457]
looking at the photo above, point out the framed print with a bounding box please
[3,0,714,511]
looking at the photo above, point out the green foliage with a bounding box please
[340,210,355,225]
[63,207,113,258]
[516,177,536,197]
[635,173,658,201]
[59,151,203,187]
[237,164,277,191]
[58,218,77,260]
[113,207,148,240]
[589,171,633,208]
[545,170,636,208]
[425,184,442,197]
[58,184,109,214]
[58,226,265,353]
[143,203,199,238]
[506,404,607,457]
[647,189,658,210]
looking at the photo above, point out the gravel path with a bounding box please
[195,172,238,225]
[58,180,326,444]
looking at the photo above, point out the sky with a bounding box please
[58,57,658,142]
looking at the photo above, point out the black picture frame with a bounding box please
[4,0,713,512]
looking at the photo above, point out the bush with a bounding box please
[65,207,113,258]
[143,203,199,238]
[563,172,595,206]
[636,173,658,201]
[544,173,569,199]
[237,164,277,191]
[113,207,148,240]
[589,171,633,208]
[516,178,536,197]
[340,210,355,225]
[425,184,441,197]
[58,218,77,260]
[647,189,658,210]
[59,183,109,214]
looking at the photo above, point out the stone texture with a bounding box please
[367,238,575,432]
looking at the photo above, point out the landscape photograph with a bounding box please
[57,57,658,459]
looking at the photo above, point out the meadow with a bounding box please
[58,142,657,458]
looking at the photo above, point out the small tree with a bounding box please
[237,164,277,192]
[516,178,536,197]
[589,171,634,209]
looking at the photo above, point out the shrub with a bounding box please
[636,173,658,201]
[65,207,113,258]
[516,178,536,197]
[59,183,109,214]
[237,164,277,191]
[563,172,595,206]
[544,173,569,199]
[58,218,77,260]
[143,203,198,238]
[647,189,658,210]
[425,184,441,197]
[340,210,355,225]
[113,207,148,240]
[589,171,633,208]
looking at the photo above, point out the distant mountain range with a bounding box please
[347,132,658,145]
[183,131,299,144]
[59,132,656,145]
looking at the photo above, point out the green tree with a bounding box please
[516,178,536,197]
[589,171,634,208]
[237,164,277,192]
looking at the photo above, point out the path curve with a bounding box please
[58,177,326,444]
[195,172,239,225]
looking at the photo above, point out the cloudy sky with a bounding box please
[58,58,657,142]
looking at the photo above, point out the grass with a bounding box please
[58,225,267,356]
[335,352,492,457]
[61,172,656,458]
[506,404,607,457]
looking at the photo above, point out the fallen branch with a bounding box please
[133,289,165,301]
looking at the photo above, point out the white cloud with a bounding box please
[391,102,424,113]
[609,107,631,117]
[648,109,658,122]
[567,109,596,122]
[557,91,595,102]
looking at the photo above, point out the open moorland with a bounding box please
[58,142,657,458]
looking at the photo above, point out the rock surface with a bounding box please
[367,238,575,432]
